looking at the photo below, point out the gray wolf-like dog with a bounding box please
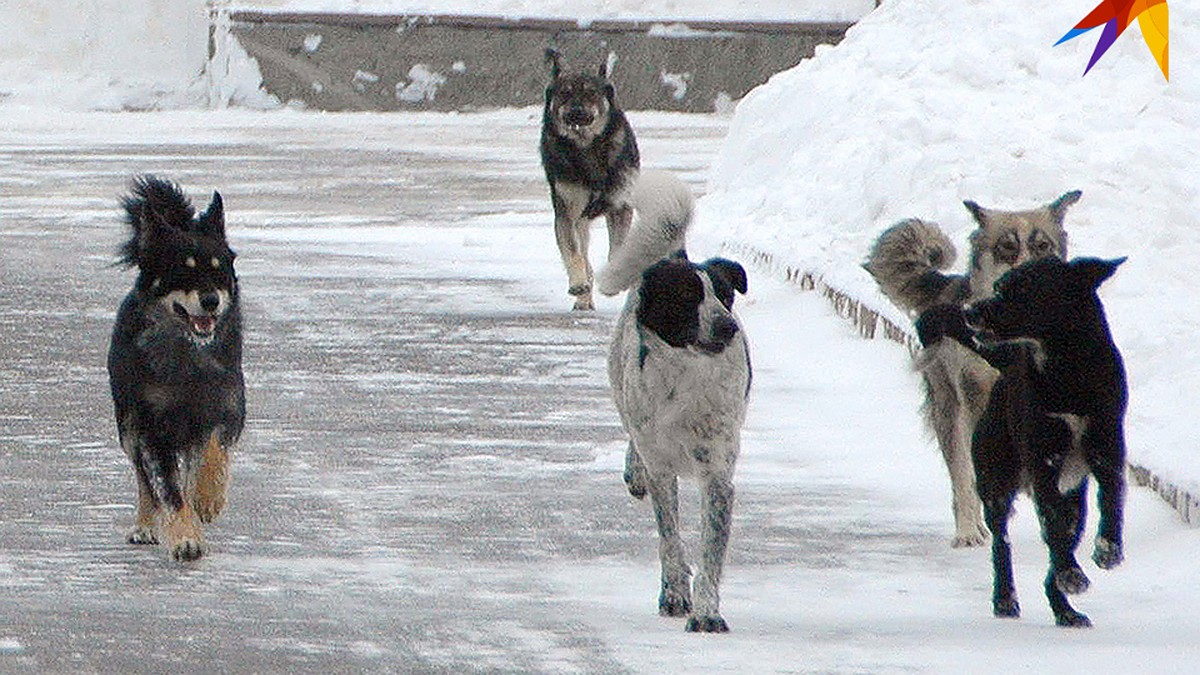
[540,47,640,311]
[600,170,750,632]
[916,256,1128,627]
[863,190,1082,547]
[108,175,245,561]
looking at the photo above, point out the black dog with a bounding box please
[917,256,1128,627]
[540,48,640,310]
[108,175,245,561]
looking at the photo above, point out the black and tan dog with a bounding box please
[917,256,1128,627]
[540,48,640,310]
[107,175,245,561]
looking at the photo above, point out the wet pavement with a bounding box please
[0,111,730,673]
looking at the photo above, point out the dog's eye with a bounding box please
[185,256,196,268]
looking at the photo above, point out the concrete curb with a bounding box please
[210,9,852,112]
[723,240,1199,528]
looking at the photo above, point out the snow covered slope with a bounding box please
[697,0,1200,500]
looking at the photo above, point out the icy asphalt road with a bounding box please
[0,110,1197,674]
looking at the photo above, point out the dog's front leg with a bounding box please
[127,461,159,545]
[551,182,593,310]
[138,442,204,561]
[1084,418,1127,569]
[645,472,691,618]
[688,472,734,633]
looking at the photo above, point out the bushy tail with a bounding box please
[863,218,959,315]
[597,169,694,295]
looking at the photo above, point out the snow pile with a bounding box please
[697,0,1200,494]
[0,0,211,110]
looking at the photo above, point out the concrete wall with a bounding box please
[219,11,852,112]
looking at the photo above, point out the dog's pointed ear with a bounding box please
[199,190,225,238]
[963,200,988,226]
[1072,256,1126,289]
[600,51,617,80]
[1049,189,1082,222]
[545,48,563,80]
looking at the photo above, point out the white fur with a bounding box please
[596,169,694,297]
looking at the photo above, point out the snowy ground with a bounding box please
[1,109,1198,673]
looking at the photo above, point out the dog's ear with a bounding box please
[704,258,748,295]
[544,48,563,80]
[963,200,989,226]
[1071,256,1126,289]
[600,51,617,80]
[1049,190,1083,222]
[197,191,225,238]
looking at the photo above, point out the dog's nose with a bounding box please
[200,293,220,313]
[563,105,593,126]
[712,315,740,344]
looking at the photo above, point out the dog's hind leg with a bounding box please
[1085,419,1127,570]
[605,205,633,260]
[687,472,734,633]
[193,431,229,524]
[645,472,691,618]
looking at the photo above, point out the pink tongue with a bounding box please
[191,316,216,334]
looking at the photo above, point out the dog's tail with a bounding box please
[863,218,959,315]
[597,169,694,295]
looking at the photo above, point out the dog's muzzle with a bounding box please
[173,296,220,340]
[695,316,740,355]
[561,105,595,130]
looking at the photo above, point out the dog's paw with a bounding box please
[1054,566,1091,595]
[1054,610,1093,628]
[571,296,594,311]
[170,537,205,562]
[126,526,158,545]
[685,614,730,633]
[658,590,691,618]
[624,468,647,500]
[951,528,988,549]
[1092,537,1124,569]
[992,597,1020,619]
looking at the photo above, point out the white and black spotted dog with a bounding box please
[599,170,750,633]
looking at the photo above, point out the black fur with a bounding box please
[917,256,1128,627]
[107,175,244,561]
[637,257,747,354]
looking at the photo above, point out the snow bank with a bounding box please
[697,0,1200,498]
[0,0,212,110]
